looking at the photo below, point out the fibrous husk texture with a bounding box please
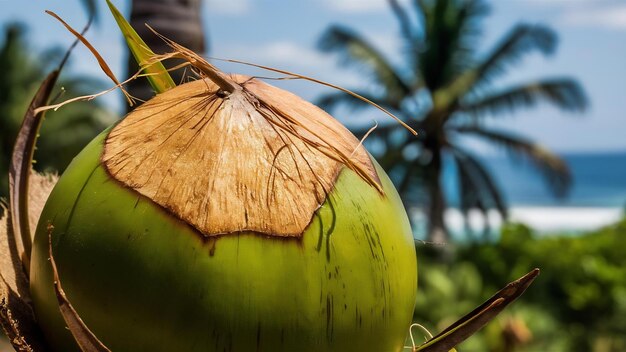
[1,172,58,351]
[103,75,381,238]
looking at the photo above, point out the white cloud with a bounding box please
[519,0,611,8]
[205,0,250,15]
[216,41,325,71]
[251,42,329,67]
[518,0,626,31]
[523,0,599,4]
[560,5,626,30]
[327,0,386,12]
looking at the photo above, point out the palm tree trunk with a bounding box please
[126,0,206,109]
[425,143,448,244]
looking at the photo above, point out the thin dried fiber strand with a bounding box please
[35,73,142,114]
[37,46,383,193]
[402,323,434,351]
[33,23,385,192]
[352,121,378,157]
[38,14,414,145]
[249,90,382,192]
[45,10,134,105]
[145,25,236,93]
[34,60,181,114]
[210,57,418,136]
[140,28,383,191]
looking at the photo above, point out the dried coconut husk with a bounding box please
[1,172,58,351]
[100,35,391,238]
[1,172,58,298]
[103,74,381,238]
[37,26,420,240]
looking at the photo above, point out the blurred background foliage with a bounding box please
[415,219,626,351]
[0,22,114,199]
[318,0,587,243]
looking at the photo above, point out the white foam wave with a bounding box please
[409,207,624,236]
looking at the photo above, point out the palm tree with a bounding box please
[0,23,114,198]
[126,0,206,107]
[318,0,587,242]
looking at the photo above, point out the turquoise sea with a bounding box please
[421,151,626,236]
[480,151,626,208]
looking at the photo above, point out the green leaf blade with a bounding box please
[106,0,175,94]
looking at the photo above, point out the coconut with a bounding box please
[28,56,417,351]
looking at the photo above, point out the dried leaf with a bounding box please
[1,204,30,306]
[106,0,175,94]
[1,173,58,301]
[0,14,82,350]
[9,71,59,273]
[415,269,540,352]
[0,279,48,352]
[1,211,47,351]
[48,229,111,352]
[45,10,133,105]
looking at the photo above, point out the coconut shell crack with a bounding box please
[103,75,380,238]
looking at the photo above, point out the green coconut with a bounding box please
[29,71,417,351]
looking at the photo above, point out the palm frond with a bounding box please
[377,145,404,171]
[448,0,491,77]
[318,25,412,101]
[388,0,416,42]
[454,153,490,237]
[418,0,489,90]
[452,127,571,197]
[461,78,588,117]
[380,152,426,205]
[473,24,556,87]
[80,0,98,24]
[396,160,429,208]
[436,24,557,113]
[450,146,507,218]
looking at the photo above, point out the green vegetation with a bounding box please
[415,219,626,351]
[318,0,587,242]
[0,23,114,199]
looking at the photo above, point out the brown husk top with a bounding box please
[103,75,381,238]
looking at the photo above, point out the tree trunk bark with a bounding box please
[425,143,448,244]
[126,0,206,110]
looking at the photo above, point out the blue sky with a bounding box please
[1,0,625,153]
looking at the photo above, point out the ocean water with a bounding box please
[483,151,626,208]
[425,151,626,235]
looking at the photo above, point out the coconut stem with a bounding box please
[202,68,238,95]
[140,24,239,95]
